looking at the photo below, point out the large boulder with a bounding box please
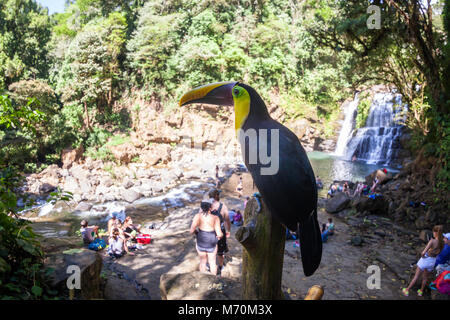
[159,272,241,300]
[353,195,389,215]
[122,188,142,203]
[109,142,139,164]
[326,192,351,213]
[61,145,84,169]
[44,248,103,300]
[141,144,171,167]
[103,275,151,300]
[63,176,80,193]
[365,169,393,186]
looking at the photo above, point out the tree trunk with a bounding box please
[235,195,286,300]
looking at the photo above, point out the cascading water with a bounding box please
[334,92,360,156]
[335,92,407,165]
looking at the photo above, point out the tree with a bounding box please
[0,0,52,89]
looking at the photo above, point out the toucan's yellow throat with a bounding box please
[178,81,251,132]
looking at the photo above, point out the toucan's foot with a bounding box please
[253,192,262,213]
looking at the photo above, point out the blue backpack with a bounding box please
[88,238,106,251]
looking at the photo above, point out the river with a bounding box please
[307,151,400,198]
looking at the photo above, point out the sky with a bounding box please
[36,0,66,15]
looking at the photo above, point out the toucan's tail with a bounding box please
[297,209,322,276]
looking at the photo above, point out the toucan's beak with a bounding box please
[179,81,238,107]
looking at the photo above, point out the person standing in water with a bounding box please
[209,189,231,273]
[190,199,223,275]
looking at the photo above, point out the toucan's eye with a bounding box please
[233,88,240,97]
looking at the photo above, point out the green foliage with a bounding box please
[0,99,61,300]
[0,0,52,89]
[355,97,371,129]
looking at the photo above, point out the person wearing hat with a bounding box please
[209,188,231,273]
[190,198,223,275]
[435,233,450,268]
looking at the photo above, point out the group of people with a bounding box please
[190,188,231,275]
[79,213,143,259]
[327,181,352,198]
[106,213,142,258]
[402,225,450,297]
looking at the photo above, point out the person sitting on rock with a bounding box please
[326,218,335,235]
[122,216,141,240]
[327,185,337,198]
[321,225,330,243]
[370,177,379,193]
[353,182,365,197]
[316,176,323,189]
[435,233,450,274]
[108,228,133,258]
[80,220,100,245]
[343,182,351,196]
[402,225,444,297]
[233,210,243,226]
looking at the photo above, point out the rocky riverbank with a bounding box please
[40,169,448,300]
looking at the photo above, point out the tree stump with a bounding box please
[235,195,286,299]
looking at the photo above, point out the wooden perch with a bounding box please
[235,195,286,300]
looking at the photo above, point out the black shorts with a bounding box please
[217,229,228,256]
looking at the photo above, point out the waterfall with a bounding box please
[335,92,407,165]
[334,92,360,156]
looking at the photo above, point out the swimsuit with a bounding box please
[196,230,218,253]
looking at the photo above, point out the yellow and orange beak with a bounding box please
[179,81,238,107]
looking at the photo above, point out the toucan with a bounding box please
[179,81,322,276]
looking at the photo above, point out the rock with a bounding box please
[122,178,134,189]
[425,209,437,223]
[45,248,103,299]
[415,216,429,230]
[326,192,351,213]
[353,195,389,215]
[75,201,93,212]
[351,236,363,246]
[103,275,151,300]
[100,176,114,188]
[109,142,139,164]
[122,188,142,203]
[419,230,432,243]
[365,169,393,185]
[39,182,56,194]
[141,144,171,167]
[160,272,240,300]
[374,231,386,238]
[286,119,310,140]
[61,145,84,169]
[63,176,80,193]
